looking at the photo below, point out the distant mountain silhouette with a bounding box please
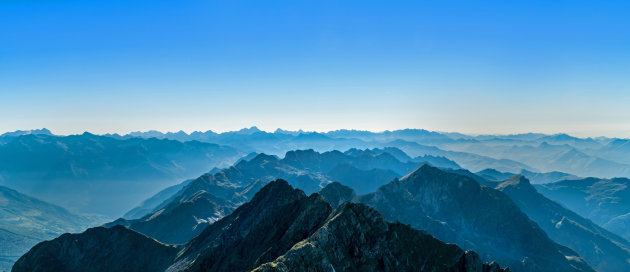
[72,127,630,179]
[476,168,578,184]
[386,139,536,173]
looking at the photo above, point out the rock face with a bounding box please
[12,225,178,272]
[125,190,236,244]
[497,175,630,272]
[253,202,507,272]
[14,180,508,272]
[318,182,356,208]
[169,179,333,272]
[358,165,594,272]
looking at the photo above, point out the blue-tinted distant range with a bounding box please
[5,127,630,272]
[2,0,630,137]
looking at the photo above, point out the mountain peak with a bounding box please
[508,174,530,184]
[235,126,262,134]
[283,149,317,160]
[496,175,536,192]
[318,182,356,208]
[247,179,306,207]
[401,163,440,179]
[247,153,279,164]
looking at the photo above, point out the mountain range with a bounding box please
[112,153,599,271]
[4,127,630,271]
[0,132,243,217]
[13,180,508,272]
[110,148,456,244]
[92,127,630,179]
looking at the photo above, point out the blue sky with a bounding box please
[1,0,629,137]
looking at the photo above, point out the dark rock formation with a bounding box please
[14,180,508,272]
[12,225,178,272]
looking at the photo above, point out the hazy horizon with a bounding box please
[3,0,630,138]
[2,126,626,139]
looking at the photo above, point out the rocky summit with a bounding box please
[358,165,594,272]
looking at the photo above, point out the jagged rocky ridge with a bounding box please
[13,180,508,272]
[108,152,596,272]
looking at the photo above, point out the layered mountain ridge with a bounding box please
[13,180,508,272]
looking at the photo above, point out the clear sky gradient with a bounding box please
[2,0,629,137]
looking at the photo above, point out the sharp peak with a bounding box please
[507,174,530,183]
[283,149,320,158]
[400,164,443,180]
[413,163,440,172]
[497,175,535,191]
[321,181,354,192]
[250,153,279,161]
[251,179,304,200]
[285,149,317,154]
[328,202,383,223]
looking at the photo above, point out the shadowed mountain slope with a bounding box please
[253,202,506,272]
[536,177,630,240]
[497,176,630,272]
[12,225,178,272]
[358,165,594,272]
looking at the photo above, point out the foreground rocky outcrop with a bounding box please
[12,225,178,272]
[13,180,507,272]
[253,202,506,272]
